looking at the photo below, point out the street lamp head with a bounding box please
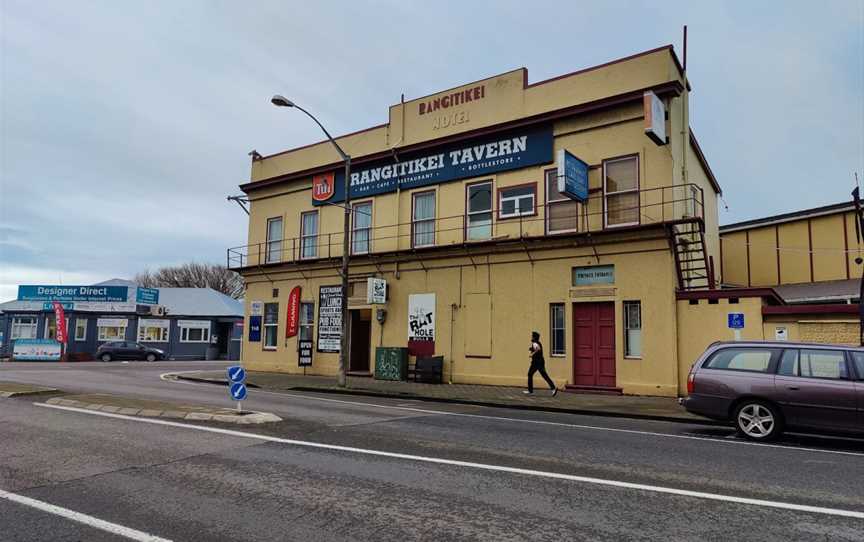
[271,95,295,108]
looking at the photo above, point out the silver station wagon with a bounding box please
[682,341,864,441]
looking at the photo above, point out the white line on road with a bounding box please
[36,403,864,520]
[227,386,864,459]
[0,488,171,542]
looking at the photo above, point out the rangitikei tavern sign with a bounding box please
[312,126,553,205]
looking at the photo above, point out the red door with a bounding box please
[573,302,616,388]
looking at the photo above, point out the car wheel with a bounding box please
[734,400,783,441]
[100,353,112,362]
[146,353,156,362]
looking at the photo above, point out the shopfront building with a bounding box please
[231,45,724,396]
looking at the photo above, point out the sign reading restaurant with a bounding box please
[312,126,553,205]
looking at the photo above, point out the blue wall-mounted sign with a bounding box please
[135,287,160,305]
[42,302,74,311]
[573,265,615,286]
[728,313,745,329]
[229,382,247,401]
[18,285,128,303]
[313,126,554,205]
[556,149,589,202]
[227,365,246,383]
[248,316,262,342]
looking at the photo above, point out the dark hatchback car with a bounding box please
[96,341,165,362]
[682,341,864,441]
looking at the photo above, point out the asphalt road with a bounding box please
[1,361,864,541]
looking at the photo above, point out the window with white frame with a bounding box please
[97,318,128,341]
[624,301,642,358]
[412,191,436,248]
[138,319,169,342]
[43,315,69,340]
[352,201,372,255]
[179,320,211,343]
[466,181,493,240]
[545,169,578,234]
[499,185,536,219]
[299,302,314,341]
[550,304,565,356]
[11,316,37,339]
[75,318,87,341]
[266,217,283,263]
[604,156,639,227]
[301,211,318,259]
[263,303,279,349]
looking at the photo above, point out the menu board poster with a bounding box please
[317,285,343,353]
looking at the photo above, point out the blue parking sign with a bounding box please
[727,313,745,329]
[227,366,246,383]
[229,382,247,401]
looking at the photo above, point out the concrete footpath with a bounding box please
[172,370,713,424]
[0,381,58,398]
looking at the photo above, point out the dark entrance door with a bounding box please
[349,309,372,373]
[573,302,616,388]
[216,323,232,359]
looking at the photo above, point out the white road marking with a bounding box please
[35,403,864,520]
[239,387,864,458]
[0,488,171,541]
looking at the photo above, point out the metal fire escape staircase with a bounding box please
[668,220,711,291]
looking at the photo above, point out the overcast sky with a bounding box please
[1,0,862,301]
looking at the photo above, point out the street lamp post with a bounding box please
[272,95,351,387]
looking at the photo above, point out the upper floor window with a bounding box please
[466,181,493,241]
[412,191,436,248]
[604,155,639,227]
[498,184,536,219]
[352,201,372,255]
[545,169,578,234]
[301,211,318,259]
[266,217,283,263]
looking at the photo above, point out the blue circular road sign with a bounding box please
[229,382,247,401]
[227,365,246,383]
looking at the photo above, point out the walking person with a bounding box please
[524,331,557,396]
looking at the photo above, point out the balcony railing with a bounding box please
[228,183,704,269]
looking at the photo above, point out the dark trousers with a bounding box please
[528,359,555,392]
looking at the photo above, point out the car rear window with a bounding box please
[703,348,775,373]
[779,349,848,379]
[852,352,864,380]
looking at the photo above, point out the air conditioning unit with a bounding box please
[150,305,166,316]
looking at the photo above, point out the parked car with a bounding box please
[96,341,165,362]
[681,341,863,441]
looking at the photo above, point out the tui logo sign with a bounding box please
[312,172,335,202]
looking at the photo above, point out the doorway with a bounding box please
[216,322,233,359]
[572,302,616,388]
[349,309,372,373]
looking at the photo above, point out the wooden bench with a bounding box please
[409,356,444,384]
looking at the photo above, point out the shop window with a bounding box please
[43,315,69,340]
[549,304,565,356]
[266,217,283,263]
[98,325,126,341]
[545,169,578,234]
[352,201,373,255]
[301,211,318,259]
[412,191,436,247]
[498,184,536,219]
[179,320,211,343]
[299,302,314,341]
[11,317,37,339]
[604,156,639,227]
[138,319,169,342]
[263,303,279,349]
[466,181,493,240]
[75,318,87,341]
[624,301,642,358]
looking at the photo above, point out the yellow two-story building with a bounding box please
[231,45,725,396]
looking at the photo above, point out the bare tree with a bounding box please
[135,263,245,299]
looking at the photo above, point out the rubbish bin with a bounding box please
[205,345,219,361]
[374,347,408,380]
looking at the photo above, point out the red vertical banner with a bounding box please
[285,286,301,338]
[52,301,67,344]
